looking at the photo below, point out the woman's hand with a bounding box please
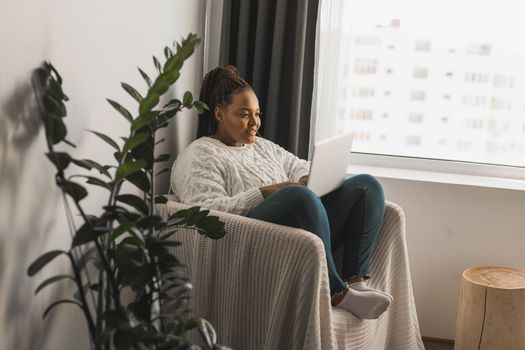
[259,181,304,198]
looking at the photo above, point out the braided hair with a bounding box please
[197,65,253,138]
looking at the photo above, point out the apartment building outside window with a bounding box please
[314,0,525,168]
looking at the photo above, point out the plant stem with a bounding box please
[62,193,98,314]
[68,252,96,337]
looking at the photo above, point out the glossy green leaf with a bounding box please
[138,67,152,88]
[89,130,120,151]
[27,250,67,276]
[125,171,150,192]
[107,99,133,122]
[45,152,71,171]
[47,62,63,85]
[72,222,95,247]
[114,151,123,163]
[197,318,217,348]
[48,78,68,102]
[138,215,162,229]
[45,114,67,145]
[131,111,157,131]
[115,159,146,183]
[112,221,136,239]
[115,194,149,215]
[123,133,149,154]
[121,82,143,103]
[164,70,180,86]
[130,141,154,169]
[168,206,199,221]
[120,265,153,289]
[197,216,226,239]
[43,94,66,117]
[163,98,182,110]
[70,159,111,178]
[72,175,111,190]
[184,208,210,226]
[193,100,209,113]
[182,91,193,108]
[119,236,144,249]
[153,55,162,74]
[35,274,74,295]
[150,74,171,95]
[164,46,173,59]
[154,196,168,204]
[164,55,183,74]
[62,180,88,201]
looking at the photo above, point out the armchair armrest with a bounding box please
[156,201,334,349]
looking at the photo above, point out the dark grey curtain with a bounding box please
[219,0,319,159]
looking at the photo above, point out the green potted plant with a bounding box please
[27,33,229,350]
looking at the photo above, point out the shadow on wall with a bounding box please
[0,77,63,350]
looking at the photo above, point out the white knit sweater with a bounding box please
[170,136,310,216]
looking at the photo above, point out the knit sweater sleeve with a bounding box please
[266,140,310,182]
[172,143,264,216]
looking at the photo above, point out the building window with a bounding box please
[465,72,489,83]
[354,59,377,74]
[467,43,491,56]
[462,95,486,107]
[410,90,426,101]
[406,135,421,145]
[352,87,375,97]
[414,40,431,52]
[355,36,380,46]
[413,67,428,79]
[350,109,373,120]
[409,113,424,123]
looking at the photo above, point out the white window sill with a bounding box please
[346,154,525,191]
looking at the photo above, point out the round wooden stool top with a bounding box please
[463,266,525,290]
[455,265,525,350]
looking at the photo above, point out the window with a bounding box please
[354,59,377,74]
[410,90,426,101]
[413,67,428,79]
[314,0,525,170]
[414,40,431,52]
[352,87,375,97]
[409,113,424,124]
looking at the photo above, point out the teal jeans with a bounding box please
[247,174,385,296]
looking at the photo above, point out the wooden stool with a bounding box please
[455,266,525,350]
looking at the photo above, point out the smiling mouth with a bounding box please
[244,129,258,135]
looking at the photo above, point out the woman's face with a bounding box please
[214,89,261,146]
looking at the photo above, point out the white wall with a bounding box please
[381,177,525,340]
[0,1,205,349]
[4,1,522,345]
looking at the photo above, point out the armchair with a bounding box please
[157,199,424,349]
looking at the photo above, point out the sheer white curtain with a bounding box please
[310,0,345,148]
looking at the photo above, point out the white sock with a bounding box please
[349,282,393,303]
[336,287,391,319]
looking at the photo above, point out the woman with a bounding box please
[171,66,391,319]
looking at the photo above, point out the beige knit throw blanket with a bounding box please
[157,200,424,350]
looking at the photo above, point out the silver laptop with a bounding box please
[307,133,353,197]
